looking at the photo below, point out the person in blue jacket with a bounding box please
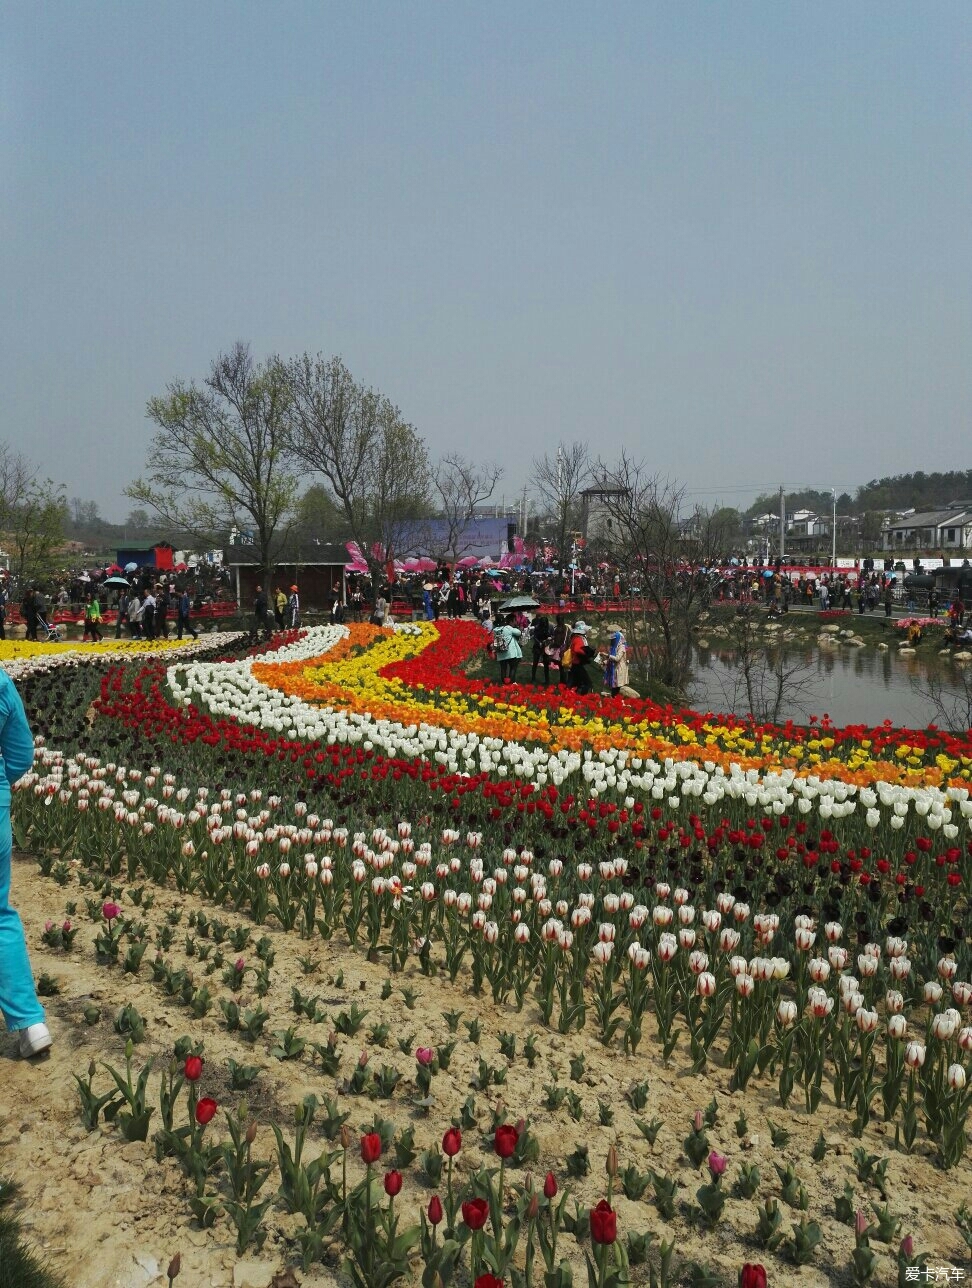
[493,615,523,684]
[0,670,50,1057]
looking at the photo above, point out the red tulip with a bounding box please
[493,1123,519,1159]
[708,1150,727,1178]
[183,1055,203,1082]
[462,1197,489,1230]
[427,1195,443,1225]
[739,1266,767,1288]
[442,1126,462,1157]
[384,1169,403,1197]
[360,1132,382,1164]
[474,1276,504,1288]
[543,1171,558,1199]
[194,1097,218,1126]
[590,1199,617,1245]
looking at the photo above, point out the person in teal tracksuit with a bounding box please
[0,669,50,1057]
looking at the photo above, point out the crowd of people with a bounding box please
[487,611,630,697]
[0,562,237,644]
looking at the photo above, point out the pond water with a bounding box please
[687,642,971,730]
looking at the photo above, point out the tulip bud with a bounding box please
[544,1171,558,1199]
[900,1234,914,1259]
[606,1144,618,1178]
[245,1119,258,1145]
[340,1124,353,1150]
[904,1041,926,1069]
[855,1209,869,1239]
[947,1063,967,1090]
[527,1192,540,1220]
[776,999,797,1028]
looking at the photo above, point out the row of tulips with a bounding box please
[56,881,963,1287]
[17,747,972,1165]
[79,1040,634,1287]
[165,620,972,789]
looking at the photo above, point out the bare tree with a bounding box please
[910,667,972,732]
[285,354,431,585]
[423,453,502,564]
[531,442,590,580]
[127,343,299,581]
[0,446,66,585]
[701,608,818,723]
[0,444,35,534]
[9,479,67,586]
[593,455,725,693]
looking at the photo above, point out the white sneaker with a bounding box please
[18,1023,52,1058]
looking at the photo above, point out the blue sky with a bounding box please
[2,2,970,519]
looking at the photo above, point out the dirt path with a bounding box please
[3,853,968,1287]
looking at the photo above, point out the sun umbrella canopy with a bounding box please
[499,595,540,612]
[103,576,130,588]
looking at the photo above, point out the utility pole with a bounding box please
[779,486,786,562]
[832,488,837,567]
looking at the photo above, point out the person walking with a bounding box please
[288,585,301,630]
[529,614,553,685]
[128,590,145,638]
[176,587,198,640]
[21,588,38,642]
[141,586,157,640]
[274,587,287,630]
[154,584,171,639]
[884,581,894,619]
[493,615,523,684]
[251,585,272,644]
[0,668,51,1057]
[0,583,7,641]
[114,590,129,639]
[372,589,388,628]
[567,620,596,694]
[82,592,103,642]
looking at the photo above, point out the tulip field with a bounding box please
[4,621,972,1287]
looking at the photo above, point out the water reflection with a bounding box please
[689,643,968,729]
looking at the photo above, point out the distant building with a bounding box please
[222,542,347,608]
[116,542,176,570]
[881,506,972,552]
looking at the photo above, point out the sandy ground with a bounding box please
[2,852,969,1288]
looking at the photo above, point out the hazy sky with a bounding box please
[2,2,970,520]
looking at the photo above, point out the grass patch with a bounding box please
[0,1178,65,1288]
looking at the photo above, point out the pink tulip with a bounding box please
[415,1047,435,1066]
[708,1151,727,1178]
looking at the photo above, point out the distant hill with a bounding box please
[744,471,972,520]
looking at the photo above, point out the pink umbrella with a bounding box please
[417,557,437,572]
[456,556,479,568]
